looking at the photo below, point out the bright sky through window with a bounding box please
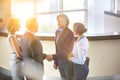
[11,0,86,35]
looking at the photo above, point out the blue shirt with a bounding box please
[71,36,89,65]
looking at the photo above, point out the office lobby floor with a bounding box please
[1,60,119,80]
[87,75,120,80]
[43,60,120,80]
[0,66,120,80]
[43,75,120,80]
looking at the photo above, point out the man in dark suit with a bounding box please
[47,14,74,80]
[20,18,47,80]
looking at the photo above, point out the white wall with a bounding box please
[1,36,120,77]
[0,36,11,69]
[88,39,120,77]
[116,0,120,10]
[87,0,111,33]
[87,0,95,33]
[104,14,120,33]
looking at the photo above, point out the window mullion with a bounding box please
[84,0,88,28]
[59,0,63,13]
[33,0,37,17]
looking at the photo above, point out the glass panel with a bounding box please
[63,0,85,10]
[64,11,85,30]
[37,14,58,34]
[11,0,86,34]
[36,11,85,34]
[37,0,59,13]
[111,0,115,11]
[11,0,34,34]
[11,0,34,17]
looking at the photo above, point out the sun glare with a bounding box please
[12,2,34,34]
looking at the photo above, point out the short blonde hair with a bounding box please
[7,18,20,35]
[57,14,69,27]
[73,23,87,35]
[26,18,38,33]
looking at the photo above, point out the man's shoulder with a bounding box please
[64,27,74,36]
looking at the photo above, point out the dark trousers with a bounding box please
[58,58,73,80]
[73,63,89,80]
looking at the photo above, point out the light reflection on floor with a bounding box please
[44,60,60,78]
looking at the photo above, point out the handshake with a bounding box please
[46,52,74,62]
[45,54,58,69]
[46,54,53,62]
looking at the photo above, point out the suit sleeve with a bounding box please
[53,30,74,65]
[30,39,47,63]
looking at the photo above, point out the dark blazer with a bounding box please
[53,27,74,65]
[20,31,46,64]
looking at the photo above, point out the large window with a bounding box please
[11,0,87,35]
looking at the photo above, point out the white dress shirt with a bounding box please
[56,28,64,43]
[71,36,89,65]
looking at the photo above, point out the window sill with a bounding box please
[1,32,120,41]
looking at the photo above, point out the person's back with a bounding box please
[20,17,46,80]
[21,31,44,63]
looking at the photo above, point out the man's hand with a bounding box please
[67,52,73,61]
[46,54,53,62]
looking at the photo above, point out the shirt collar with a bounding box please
[58,27,64,32]
[77,35,84,41]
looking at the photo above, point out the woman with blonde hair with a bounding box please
[7,18,24,80]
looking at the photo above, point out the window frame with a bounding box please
[11,0,88,36]
[35,0,88,35]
